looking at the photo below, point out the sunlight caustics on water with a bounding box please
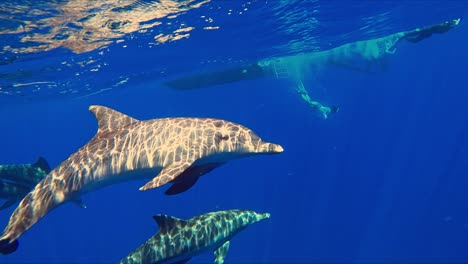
[0,1,465,101]
[0,0,217,100]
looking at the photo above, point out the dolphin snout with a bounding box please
[259,142,284,154]
[255,212,271,222]
[261,213,271,219]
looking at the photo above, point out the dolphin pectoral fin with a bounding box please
[71,197,87,209]
[139,161,193,191]
[165,175,200,195]
[214,240,230,264]
[164,162,224,195]
[0,199,17,210]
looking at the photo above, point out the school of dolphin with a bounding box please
[0,105,283,263]
[0,17,461,263]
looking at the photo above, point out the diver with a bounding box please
[164,17,460,119]
[295,79,339,119]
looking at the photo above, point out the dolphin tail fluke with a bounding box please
[32,157,51,174]
[0,238,19,255]
[214,240,230,264]
[0,199,17,211]
[0,180,63,254]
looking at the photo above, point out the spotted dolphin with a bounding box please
[120,209,270,264]
[0,105,283,254]
[0,182,31,211]
[0,157,50,187]
[0,157,50,210]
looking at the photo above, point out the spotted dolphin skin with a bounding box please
[120,209,270,264]
[0,105,283,254]
[0,157,50,210]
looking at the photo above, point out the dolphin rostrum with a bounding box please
[0,105,283,254]
[120,209,270,264]
[0,157,50,210]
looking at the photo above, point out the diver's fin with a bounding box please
[214,240,230,264]
[330,105,340,114]
[32,157,51,174]
[0,199,17,210]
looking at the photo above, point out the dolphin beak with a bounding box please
[255,212,271,222]
[259,142,284,154]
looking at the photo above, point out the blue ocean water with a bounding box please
[0,0,468,263]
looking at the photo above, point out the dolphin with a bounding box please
[120,209,270,264]
[0,182,34,211]
[0,157,50,187]
[0,105,283,254]
[0,157,50,210]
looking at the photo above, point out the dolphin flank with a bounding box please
[120,209,271,264]
[0,105,283,254]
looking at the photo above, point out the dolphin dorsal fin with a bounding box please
[32,157,51,173]
[153,214,186,233]
[89,105,139,133]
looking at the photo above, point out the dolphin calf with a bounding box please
[0,105,283,254]
[120,209,270,264]
[0,157,50,210]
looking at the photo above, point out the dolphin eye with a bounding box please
[214,133,230,144]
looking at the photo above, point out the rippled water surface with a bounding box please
[0,0,465,102]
